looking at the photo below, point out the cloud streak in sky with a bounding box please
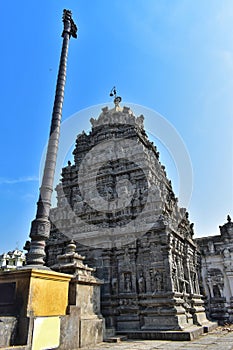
[0,176,39,185]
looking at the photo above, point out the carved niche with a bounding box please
[206,268,224,298]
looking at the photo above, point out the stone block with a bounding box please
[58,306,80,350]
[117,326,204,341]
[31,316,60,350]
[142,314,188,331]
[116,314,140,331]
[79,317,103,348]
[103,326,115,339]
[0,316,17,346]
[28,270,72,317]
[0,269,72,318]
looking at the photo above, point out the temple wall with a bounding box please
[196,216,233,324]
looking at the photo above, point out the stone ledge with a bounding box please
[0,347,27,350]
[203,321,218,333]
[104,336,127,343]
[117,326,204,341]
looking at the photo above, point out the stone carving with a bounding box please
[154,271,164,293]
[136,114,144,128]
[123,247,130,265]
[205,269,224,298]
[223,247,230,259]
[124,272,132,292]
[111,277,118,295]
[196,215,233,324]
[190,270,199,295]
[138,273,145,294]
[208,241,215,254]
[172,259,179,292]
[46,104,210,333]
[149,269,164,293]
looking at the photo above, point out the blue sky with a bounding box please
[0,1,232,253]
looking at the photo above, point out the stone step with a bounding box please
[104,336,128,343]
[117,326,204,341]
[203,321,218,333]
[0,347,27,350]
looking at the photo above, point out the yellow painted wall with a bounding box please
[28,270,71,316]
[0,268,72,317]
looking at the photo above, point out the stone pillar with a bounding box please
[26,10,77,266]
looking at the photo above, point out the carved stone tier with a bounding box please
[196,215,233,324]
[47,105,214,337]
[51,240,104,347]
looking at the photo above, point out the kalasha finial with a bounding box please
[109,86,122,107]
[62,9,78,38]
[227,215,231,223]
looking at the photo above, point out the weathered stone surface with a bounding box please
[0,316,18,346]
[0,269,71,318]
[47,104,212,337]
[52,240,104,347]
[196,215,233,324]
[73,326,233,349]
[0,269,72,348]
[58,306,80,350]
[80,317,103,348]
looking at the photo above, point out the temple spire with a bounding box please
[25,9,77,266]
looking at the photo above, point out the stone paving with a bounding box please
[84,327,233,350]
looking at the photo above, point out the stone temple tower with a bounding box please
[46,98,212,339]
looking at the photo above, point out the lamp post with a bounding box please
[26,9,77,266]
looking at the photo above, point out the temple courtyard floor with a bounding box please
[84,326,233,350]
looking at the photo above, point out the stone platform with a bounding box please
[83,326,233,350]
[117,326,203,341]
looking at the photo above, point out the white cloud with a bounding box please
[0,176,39,185]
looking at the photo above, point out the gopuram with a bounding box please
[46,94,214,340]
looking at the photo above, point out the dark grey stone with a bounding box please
[46,104,213,337]
[0,316,18,346]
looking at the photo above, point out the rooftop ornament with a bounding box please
[110,86,122,107]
